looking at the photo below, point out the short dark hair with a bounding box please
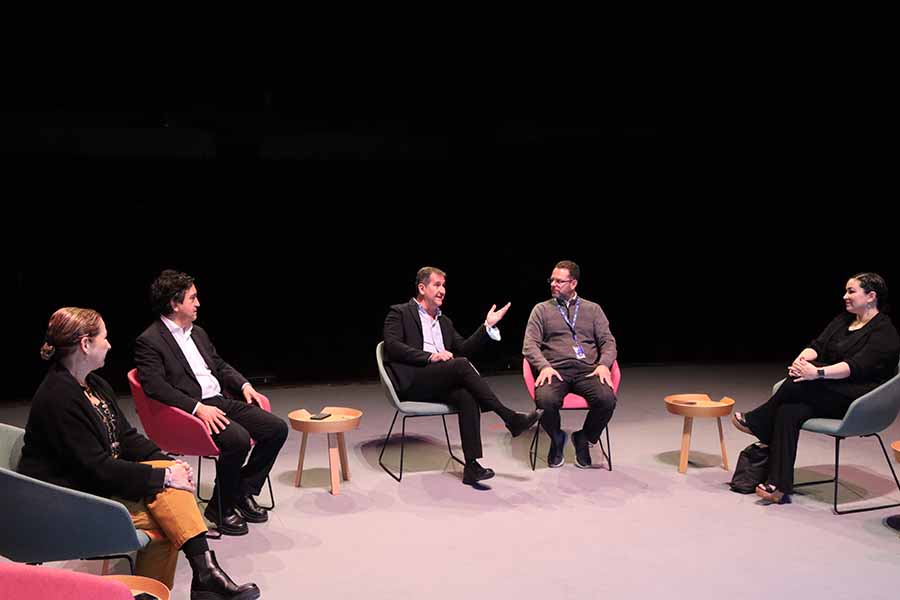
[554,260,580,282]
[851,272,888,309]
[415,266,446,293]
[150,270,195,316]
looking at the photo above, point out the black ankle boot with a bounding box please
[187,550,261,600]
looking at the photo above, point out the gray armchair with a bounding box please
[773,360,900,514]
[0,422,151,573]
[375,342,465,481]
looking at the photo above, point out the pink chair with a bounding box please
[127,369,275,537]
[523,358,621,470]
[0,563,134,600]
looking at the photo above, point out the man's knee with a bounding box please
[582,381,616,412]
[535,388,563,412]
[450,357,475,374]
[260,413,289,444]
[273,417,289,443]
[216,425,252,455]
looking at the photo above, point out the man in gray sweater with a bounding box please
[523,260,618,468]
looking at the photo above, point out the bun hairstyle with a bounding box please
[40,307,102,361]
[852,272,889,310]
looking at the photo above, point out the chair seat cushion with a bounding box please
[561,394,589,410]
[802,418,844,436]
[397,401,456,416]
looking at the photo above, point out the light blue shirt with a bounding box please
[417,302,446,353]
[416,300,500,355]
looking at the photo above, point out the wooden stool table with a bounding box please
[288,407,362,495]
[664,394,735,474]
[105,574,170,600]
[888,440,900,532]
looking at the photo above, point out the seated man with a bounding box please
[523,260,618,468]
[135,270,288,536]
[383,266,539,487]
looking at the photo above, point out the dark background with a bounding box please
[2,90,893,400]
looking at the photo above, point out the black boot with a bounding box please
[187,550,260,600]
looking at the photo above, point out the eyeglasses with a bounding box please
[547,278,573,285]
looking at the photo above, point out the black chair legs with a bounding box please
[379,411,464,482]
[795,433,900,515]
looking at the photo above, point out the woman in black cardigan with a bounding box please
[18,307,259,600]
[732,273,900,504]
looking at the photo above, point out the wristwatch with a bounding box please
[817,368,825,379]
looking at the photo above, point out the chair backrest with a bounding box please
[522,358,621,401]
[0,424,147,564]
[127,369,219,456]
[834,359,900,437]
[375,342,404,411]
[0,563,135,600]
[0,422,25,471]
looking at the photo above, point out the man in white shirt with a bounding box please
[135,270,288,536]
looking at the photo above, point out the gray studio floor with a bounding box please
[3,363,900,599]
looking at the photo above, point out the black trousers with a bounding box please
[534,362,617,443]
[743,379,853,494]
[402,358,516,462]
[206,395,289,507]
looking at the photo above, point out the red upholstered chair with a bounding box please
[523,358,621,470]
[127,369,275,537]
[0,563,135,600]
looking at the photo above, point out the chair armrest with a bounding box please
[0,563,134,600]
[0,468,145,564]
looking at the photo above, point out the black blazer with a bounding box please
[134,319,248,414]
[18,362,169,501]
[383,299,490,392]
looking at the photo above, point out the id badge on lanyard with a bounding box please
[558,299,586,360]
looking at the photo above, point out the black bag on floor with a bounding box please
[729,442,769,493]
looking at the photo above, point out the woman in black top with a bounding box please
[732,273,900,504]
[19,308,259,599]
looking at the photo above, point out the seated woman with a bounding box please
[18,307,260,600]
[733,273,900,504]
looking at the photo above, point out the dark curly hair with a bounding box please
[150,270,195,316]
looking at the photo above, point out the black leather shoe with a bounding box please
[507,410,541,438]
[187,550,260,600]
[204,502,249,536]
[572,430,592,468]
[548,430,566,468]
[234,494,268,523]
[462,461,496,485]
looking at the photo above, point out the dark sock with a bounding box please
[181,533,209,558]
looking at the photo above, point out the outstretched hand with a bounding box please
[485,302,511,328]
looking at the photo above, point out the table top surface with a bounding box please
[664,394,735,417]
[289,406,363,432]
[105,574,170,600]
